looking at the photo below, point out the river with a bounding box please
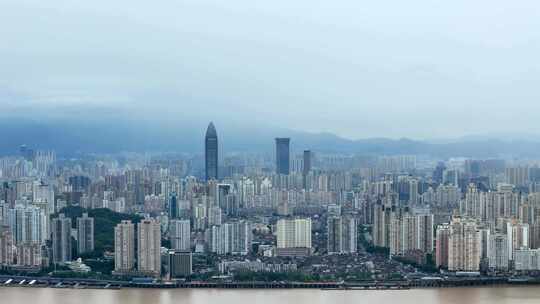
[2,286,540,304]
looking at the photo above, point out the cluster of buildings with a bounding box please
[0,211,93,271]
[3,123,540,281]
[433,183,540,272]
[113,218,163,277]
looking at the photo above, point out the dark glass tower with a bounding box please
[169,192,178,219]
[303,150,312,176]
[275,138,290,175]
[205,122,218,181]
[302,150,312,189]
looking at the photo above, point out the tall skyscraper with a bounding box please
[275,138,290,175]
[51,213,72,263]
[138,218,161,276]
[76,213,94,254]
[303,150,312,176]
[170,219,191,251]
[114,220,135,273]
[205,122,219,181]
[302,150,312,189]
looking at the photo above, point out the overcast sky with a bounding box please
[1,0,540,140]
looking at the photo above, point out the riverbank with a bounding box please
[2,274,540,290]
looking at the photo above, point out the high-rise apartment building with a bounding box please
[170,219,191,251]
[488,233,509,271]
[8,205,45,245]
[396,211,434,255]
[138,218,161,276]
[0,225,13,266]
[435,224,450,268]
[276,218,311,256]
[327,215,357,254]
[16,242,41,267]
[409,179,419,205]
[447,217,482,271]
[374,205,433,256]
[51,213,72,263]
[76,213,94,254]
[505,167,530,187]
[207,221,251,255]
[507,222,529,260]
[372,204,394,248]
[114,220,135,273]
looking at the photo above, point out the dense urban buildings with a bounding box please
[3,125,540,282]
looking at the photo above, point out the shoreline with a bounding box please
[2,276,540,290]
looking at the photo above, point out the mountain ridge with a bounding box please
[1,117,540,158]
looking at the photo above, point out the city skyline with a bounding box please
[2,124,540,288]
[3,0,540,298]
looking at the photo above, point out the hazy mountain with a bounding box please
[2,117,540,159]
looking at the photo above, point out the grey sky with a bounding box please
[1,0,540,140]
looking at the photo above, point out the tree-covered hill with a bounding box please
[54,206,143,255]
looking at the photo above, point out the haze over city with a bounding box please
[5,1,540,302]
[2,0,540,142]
